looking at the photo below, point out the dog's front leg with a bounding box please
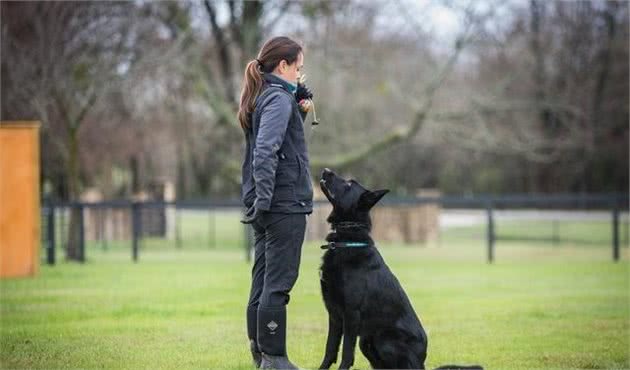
[318,316,343,369]
[338,310,360,370]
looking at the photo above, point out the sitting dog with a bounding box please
[318,168,482,370]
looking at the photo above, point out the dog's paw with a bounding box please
[337,360,353,370]
[318,357,336,370]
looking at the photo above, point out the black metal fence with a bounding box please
[41,193,628,264]
[406,193,629,263]
[41,200,246,264]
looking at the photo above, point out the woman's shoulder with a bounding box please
[256,86,294,111]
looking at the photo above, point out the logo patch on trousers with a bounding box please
[267,320,278,332]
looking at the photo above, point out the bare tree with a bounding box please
[3,0,626,210]
[2,2,149,260]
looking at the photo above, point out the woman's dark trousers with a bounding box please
[246,212,306,368]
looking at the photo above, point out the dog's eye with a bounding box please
[345,182,352,189]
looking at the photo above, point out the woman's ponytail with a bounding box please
[237,37,303,131]
[237,60,264,131]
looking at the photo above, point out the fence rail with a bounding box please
[42,193,628,264]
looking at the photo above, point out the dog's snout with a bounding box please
[321,168,333,180]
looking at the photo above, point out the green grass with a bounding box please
[5,213,630,369]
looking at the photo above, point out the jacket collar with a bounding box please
[263,73,296,95]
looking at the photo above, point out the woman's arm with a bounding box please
[252,92,293,212]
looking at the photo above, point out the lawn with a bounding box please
[1,211,629,369]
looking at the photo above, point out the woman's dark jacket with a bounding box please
[241,73,313,214]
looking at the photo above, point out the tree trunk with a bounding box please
[130,155,140,194]
[65,129,83,262]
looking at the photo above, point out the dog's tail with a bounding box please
[433,365,483,370]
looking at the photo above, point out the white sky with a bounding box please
[376,0,463,42]
[200,0,464,42]
[192,0,517,56]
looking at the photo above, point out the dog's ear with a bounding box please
[358,189,389,211]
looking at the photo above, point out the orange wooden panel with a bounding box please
[0,121,40,278]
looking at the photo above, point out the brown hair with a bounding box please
[237,36,303,131]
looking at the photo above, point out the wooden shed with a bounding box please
[0,121,40,278]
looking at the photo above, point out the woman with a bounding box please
[238,36,314,370]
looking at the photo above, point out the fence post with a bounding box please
[175,206,182,249]
[60,207,66,255]
[46,205,55,265]
[100,208,107,251]
[625,214,629,248]
[78,204,85,263]
[208,206,215,248]
[486,203,495,264]
[132,202,140,262]
[612,205,619,262]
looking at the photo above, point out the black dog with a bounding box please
[318,168,482,370]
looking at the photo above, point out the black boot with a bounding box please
[250,339,262,368]
[257,306,299,370]
[260,353,299,370]
[247,306,262,368]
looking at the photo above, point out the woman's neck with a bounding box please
[271,73,297,92]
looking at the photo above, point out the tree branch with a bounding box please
[262,0,293,35]
[203,0,236,105]
[310,25,470,170]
